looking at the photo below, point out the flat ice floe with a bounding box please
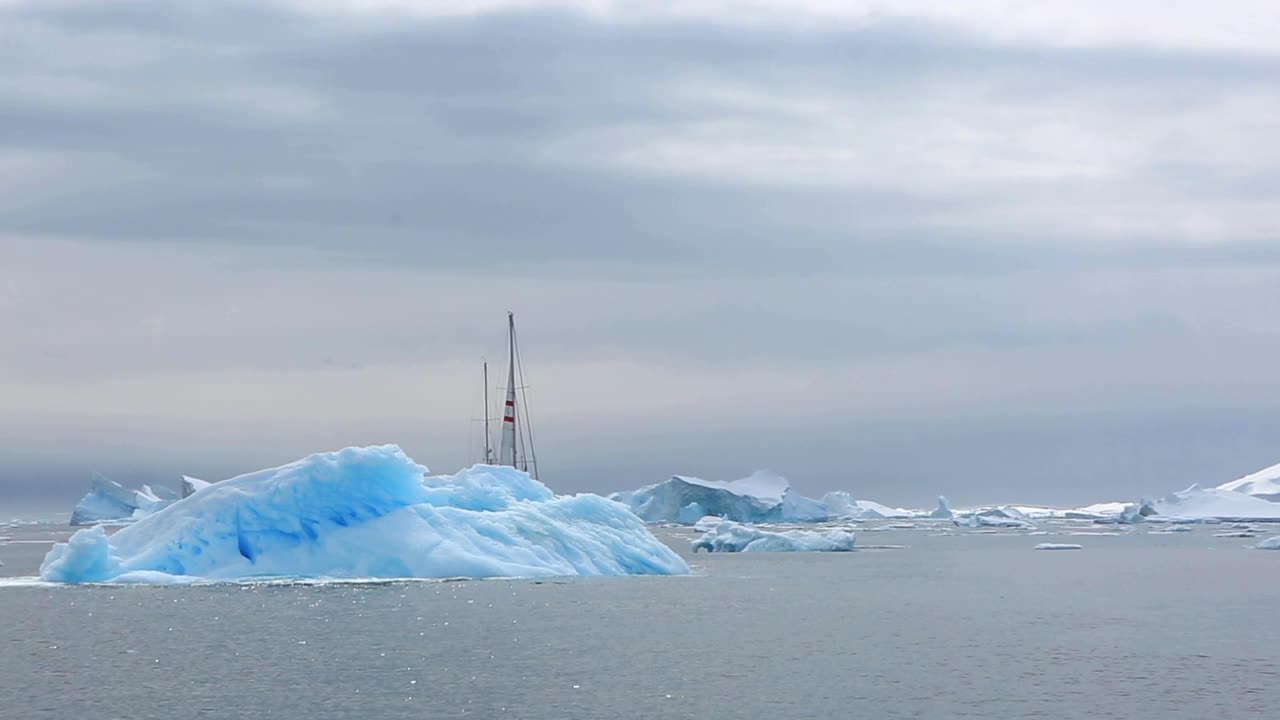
[691,520,856,553]
[1034,543,1083,550]
[40,445,689,584]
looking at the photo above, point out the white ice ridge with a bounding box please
[1034,543,1083,550]
[822,491,916,520]
[41,445,689,584]
[691,520,856,553]
[1217,461,1280,503]
[1148,484,1280,521]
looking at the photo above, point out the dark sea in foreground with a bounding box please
[2,517,1278,719]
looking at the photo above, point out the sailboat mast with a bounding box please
[482,361,493,464]
[499,312,518,467]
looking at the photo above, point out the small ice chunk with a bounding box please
[1034,543,1083,550]
[692,515,725,533]
[1255,536,1280,550]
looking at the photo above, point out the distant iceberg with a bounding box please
[42,445,689,584]
[69,473,179,526]
[822,491,914,520]
[928,496,954,519]
[1217,462,1280,503]
[1147,484,1280,521]
[1034,543,1083,550]
[610,471,829,524]
[954,506,1036,529]
[691,520,856,553]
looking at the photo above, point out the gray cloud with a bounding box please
[2,1,1280,506]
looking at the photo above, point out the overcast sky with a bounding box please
[3,0,1280,507]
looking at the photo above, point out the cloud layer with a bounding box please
[3,1,1279,504]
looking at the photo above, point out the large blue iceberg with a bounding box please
[41,445,689,583]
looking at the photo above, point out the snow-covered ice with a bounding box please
[692,515,724,532]
[1149,485,1280,521]
[1217,462,1280,503]
[823,491,915,520]
[691,520,856,553]
[1072,501,1131,517]
[1034,543,1083,550]
[41,445,689,584]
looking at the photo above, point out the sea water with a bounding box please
[1,520,1278,719]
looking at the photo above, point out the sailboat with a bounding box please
[479,312,539,479]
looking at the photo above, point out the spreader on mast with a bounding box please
[498,312,518,467]
[494,311,538,479]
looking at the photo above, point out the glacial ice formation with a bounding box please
[693,515,724,532]
[955,506,1036,529]
[821,491,914,520]
[928,496,954,519]
[610,471,829,524]
[691,520,856,553]
[1148,485,1280,521]
[41,445,689,584]
[1217,462,1280,503]
[180,476,212,498]
[69,474,179,526]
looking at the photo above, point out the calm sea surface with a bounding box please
[2,517,1278,719]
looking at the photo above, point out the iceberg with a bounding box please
[693,515,724,532]
[1255,536,1280,550]
[676,502,707,525]
[69,473,179,526]
[41,445,689,584]
[691,520,856,553]
[779,490,829,523]
[180,475,212,498]
[1148,484,1280,521]
[822,491,915,520]
[955,506,1036,529]
[1034,543,1083,550]
[1072,501,1131,517]
[928,496,953,519]
[1217,462,1280,503]
[611,470,828,524]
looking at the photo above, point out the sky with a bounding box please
[2,0,1280,507]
